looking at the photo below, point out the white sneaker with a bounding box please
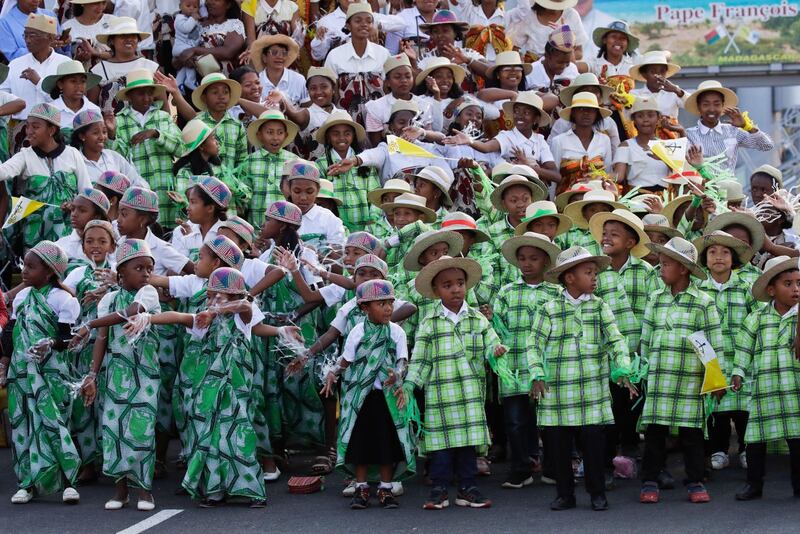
[263,467,281,482]
[11,489,33,504]
[342,480,357,497]
[391,481,404,497]
[62,487,80,504]
[711,451,730,470]
[739,451,748,469]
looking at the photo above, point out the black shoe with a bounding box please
[735,484,763,501]
[423,486,449,510]
[249,499,267,508]
[550,495,576,511]
[657,469,675,490]
[502,472,534,489]
[350,486,370,509]
[591,493,609,511]
[455,486,492,508]
[377,488,399,509]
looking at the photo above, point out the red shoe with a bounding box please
[640,482,659,503]
[688,483,710,503]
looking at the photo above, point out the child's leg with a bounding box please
[787,438,800,493]
[379,464,394,485]
[678,427,705,485]
[355,465,369,484]
[732,411,749,455]
[502,394,532,477]
[550,426,577,498]
[641,424,669,483]
[323,394,338,453]
[454,446,479,490]
[579,425,606,497]
[708,413,732,455]
[745,441,767,488]
[429,449,455,489]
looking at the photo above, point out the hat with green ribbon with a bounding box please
[515,200,572,236]
[180,118,218,157]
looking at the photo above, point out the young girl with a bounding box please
[191,72,248,170]
[172,175,231,262]
[285,159,346,255]
[550,73,620,151]
[61,0,117,69]
[476,51,530,135]
[3,242,81,505]
[282,67,340,160]
[586,20,638,80]
[0,103,91,251]
[57,188,110,270]
[228,65,265,125]
[95,171,132,222]
[71,239,160,510]
[321,279,415,510]
[71,110,146,187]
[413,57,466,134]
[705,211,765,285]
[41,59,101,139]
[217,216,274,287]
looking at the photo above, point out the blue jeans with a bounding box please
[503,394,539,475]
[429,447,477,490]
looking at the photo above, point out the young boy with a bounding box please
[732,256,800,500]
[629,51,687,120]
[639,237,724,504]
[642,213,682,267]
[402,255,506,510]
[705,211,768,285]
[515,200,572,242]
[365,178,414,240]
[531,245,636,511]
[396,229,463,303]
[191,73,248,171]
[379,192,436,282]
[442,212,496,309]
[749,164,782,206]
[559,190,623,254]
[495,232,561,488]
[113,69,182,230]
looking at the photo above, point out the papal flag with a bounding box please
[689,331,728,394]
[386,135,439,159]
[241,0,257,17]
[2,196,48,229]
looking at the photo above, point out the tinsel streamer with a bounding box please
[486,346,519,390]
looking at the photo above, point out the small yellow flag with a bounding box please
[386,135,438,159]
[241,0,257,17]
[688,331,728,394]
[2,196,47,229]
[649,138,687,173]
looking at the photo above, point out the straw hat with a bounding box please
[314,109,367,144]
[491,162,547,193]
[642,213,682,239]
[25,13,57,35]
[42,60,101,96]
[685,80,738,116]
[626,193,660,215]
[403,229,464,271]
[589,208,651,258]
[503,91,551,127]
[661,195,692,227]
[419,9,469,33]
[96,16,150,44]
[116,69,166,101]
[491,175,545,211]
[544,245,611,284]
[559,72,612,107]
[383,53,412,75]
[414,56,467,88]
[647,237,706,279]
[250,33,300,72]
[180,119,218,157]
[629,96,660,116]
[718,180,745,202]
[413,166,454,207]
[389,99,420,118]
[533,0,578,11]
[247,109,299,149]
[441,212,490,243]
[515,200,572,236]
[381,193,436,223]
[592,20,639,52]
[563,190,624,229]
[356,279,396,303]
[415,255,482,299]
[559,92,611,121]
[705,211,766,253]
[191,72,241,111]
[502,231,560,268]
[346,1,373,20]
[306,66,338,85]
[317,179,342,206]
[693,230,754,266]
[485,51,532,79]
[629,51,680,82]
[751,164,783,188]
[367,178,413,208]
[555,181,604,212]
[752,256,799,302]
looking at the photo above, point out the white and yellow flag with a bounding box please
[688,331,728,394]
[649,138,688,173]
[2,196,48,229]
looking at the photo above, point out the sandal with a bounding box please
[311,447,336,475]
[153,460,167,480]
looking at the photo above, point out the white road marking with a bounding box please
[116,509,183,534]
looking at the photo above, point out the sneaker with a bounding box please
[350,485,370,509]
[455,486,492,508]
[502,472,534,489]
[391,481,404,497]
[62,487,80,504]
[739,451,748,469]
[640,482,659,504]
[423,487,449,510]
[11,489,33,504]
[573,458,584,478]
[377,488,399,509]
[710,452,730,470]
[687,483,711,503]
[263,467,281,482]
[342,480,357,497]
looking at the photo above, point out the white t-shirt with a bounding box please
[168,273,206,299]
[91,57,159,84]
[0,146,90,190]
[298,204,346,248]
[548,128,614,175]
[55,230,89,263]
[12,286,80,322]
[613,140,670,188]
[330,297,409,333]
[364,93,434,133]
[83,148,149,188]
[241,257,269,289]
[62,14,119,46]
[259,244,322,286]
[52,96,102,129]
[97,284,160,316]
[341,320,408,390]
[117,229,190,276]
[630,86,689,119]
[171,219,223,261]
[525,57,579,92]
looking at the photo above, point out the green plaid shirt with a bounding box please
[640,284,724,429]
[555,226,602,255]
[734,305,800,443]
[530,293,631,426]
[618,256,654,324]
[482,216,517,291]
[596,269,640,354]
[406,301,501,452]
[386,220,431,290]
[114,105,183,229]
[316,151,383,232]
[495,279,561,396]
[737,262,761,286]
[365,216,394,241]
[241,148,295,228]
[197,111,247,170]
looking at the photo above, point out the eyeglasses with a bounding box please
[266,47,288,58]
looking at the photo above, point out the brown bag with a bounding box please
[287,476,324,494]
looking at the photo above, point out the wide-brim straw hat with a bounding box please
[503,91,552,127]
[559,72,612,107]
[247,109,299,149]
[661,195,693,228]
[592,20,640,53]
[751,164,783,188]
[415,255,482,299]
[718,180,745,202]
[647,237,707,279]
[533,0,578,10]
[629,96,660,116]
[191,72,242,111]
[414,56,467,88]
[491,175,546,211]
[685,80,738,116]
[96,16,150,44]
[315,109,367,144]
[752,256,799,302]
[367,178,412,208]
[589,208,651,258]
[559,91,611,121]
[544,245,611,284]
[642,213,682,239]
[486,50,532,79]
[491,163,548,196]
[564,190,624,229]
[403,230,464,271]
[629,51,680,82]
[381,193,437,224]
[180,119,218,157]
[116,68,166,101]
[515,200,572,236]
[555,182,603,212]
[250,33,300,72]
[41,59,101,95]
[705,211,766,253]
[441,212,490,243]
[502,231,560,268]
[413,166,454,207]
[692,230,754,266]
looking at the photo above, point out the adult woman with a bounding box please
[173,0,246,80]
[61,0,116,69]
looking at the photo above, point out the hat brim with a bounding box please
[704,211,765,253]
[42,70,102,95]
[96,30,151,44]
[367,185,411,208]
[533,0,578,9]
[515,212,572,237]
[414,174,453,207]
[588,212,651,258]
[415,256,482,299]
[442,223,491,243]
[491,180,547,211]
[555,188,592,211]
[381,201,437,224]
[629,62,680,82]
[692,233,755,266]
[181,123,219,158]
[563,198,625,229]
[485,61,533,80]
[752,257,798,302]
[501,235,560,268]
[403,231,464,271]
[643,224,683,239]
[685,86,738,116]
[247,116,299,149]
[250,34,300,72]
[315,117,367,145]
[661,195,693,228]
[591,26,640,54]
[559,82,612,107]
[647,243,707,279]
[502,100,552,127]
[191,78,242,111]
[544,255,611,284]
[414,62,467,89]
[317,192,343,206]
[116,82,166,102]
[559,103,612,121]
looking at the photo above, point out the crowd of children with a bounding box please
[0,0,798,517]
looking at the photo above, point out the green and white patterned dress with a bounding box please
[734,304,800,443]
[7,286,81,494]
[98,286,161,489]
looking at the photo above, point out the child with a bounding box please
[641,213,682,267]
[442,211,496,307]
[0,64,25,162]
[285,159,346,255]
[476,51,531,134]
[705,211,767,285]
[365,179,414,240]
[685,80,774,174]
[173,119,223,202]
[396,228,464,305]
[560,190,623,254]
[413,57,466,133]
[321,279,415,509]
[378,192,437,275]
[94,171,132,222]
[495,231,561,488]
[242,109,299,228]
[551,73,620,150]
[523,26,581,93]
[505,5,587,61]
[402,255,505,510]
[249,33,307,106]
[173,0,202,91]
[629,51,687,121]
[531,245,636,511]
[284,67,340,160]
[71,110,146,187]
[191,73,248,171]
[217,216,273,287]
[113,70,183,231]
[3,241,81,505]
[412,167,455,226]
[171,176,232,262]
[732,256,800,500]
[692,230,757,471]
[515,200,573,241]
[749,164,782,206]
[586,20,638,79]
[41,59,101,138]
[639,237,724,504]
[56,187,110,268]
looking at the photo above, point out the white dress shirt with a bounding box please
[311,8,404,62]
[299,204,346,248]
[686,120,775,173]
[52,96,102,129]
[364,93,435,132]
[171,219,224,260]
[525,57,579,92]
[630,86,689,119]
[495,128,554,164]
[324,40,391,76]
[440,300,470,324]
[0,145,90,190]
[259,67,309,105]
[0,49,71,119]
[83,148,149,188]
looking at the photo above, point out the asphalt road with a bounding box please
[2,445,800,534]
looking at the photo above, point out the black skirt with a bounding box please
[345,389,405,466]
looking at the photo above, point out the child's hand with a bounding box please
[724,107,746,128]
[82,376,98,406]
[443,131,471,146]
[731,375,743,392]
[618,377,639,399]
[511,147,533,167]
[442,43,468,66]
[194,310,216,329]
[130,130,158,145]
[479,304,493,321]
[315,25,328,40]
[276,247,299,272]
[278,325,303,344]
[642,195,663,214]
[457,157,478,170]
[326,159,356,176]
[493,344,506,357]
[383,368,399,388]
[394,386,407,410]
[530,379,548,400]
[154,71,180,96]
[425,76,441,99]
[399,40,417,62]
[68,325,91,351]
[94,268,116,287]
[701,195,716,215]
[320,372,337,397]
[711,388,726,401]
[20,68,40,85]
[686,144,703,168]
[285,354,309,376]
[401,126,424,141]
